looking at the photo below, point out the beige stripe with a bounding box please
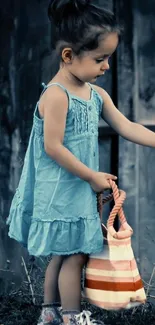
[87,298,145,310]
[86,268,139,278]
[85,288,146,304]
[107,232,132,243]
[86,273,141,283]
[105,239,131,246]
[90,247,134,261]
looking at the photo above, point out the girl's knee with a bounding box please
[65,253,88,267]
[51,255,64,266]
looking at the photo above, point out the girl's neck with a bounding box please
[53,67,85,90]
[50,67,91,101]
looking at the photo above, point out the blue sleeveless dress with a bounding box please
[7,82,104,257]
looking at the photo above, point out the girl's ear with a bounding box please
[61,48,74,63]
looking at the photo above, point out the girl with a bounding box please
[7,0,155,325]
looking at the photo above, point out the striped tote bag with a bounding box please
[85,180,146,310]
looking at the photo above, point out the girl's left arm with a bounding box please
[94,85,155,148]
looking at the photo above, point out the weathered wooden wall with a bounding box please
[0,0,53,293]
[116,0,155,283]
[1,0,155,295]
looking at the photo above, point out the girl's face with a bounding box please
[66,32,119,83]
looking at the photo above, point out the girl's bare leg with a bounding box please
[58,254,88,311]
[44,256,64,304]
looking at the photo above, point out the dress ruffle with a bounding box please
[6,196,104,257]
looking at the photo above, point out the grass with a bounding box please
[0,256,155,325]
[0,294,155,325]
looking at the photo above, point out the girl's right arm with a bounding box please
[41,86,116,191]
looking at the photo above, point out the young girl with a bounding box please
[7,0,155,325]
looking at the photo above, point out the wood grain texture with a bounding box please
[0,0,52,293]
[99,138,112,224]
[116,0,155,283]
[116,0,140,261]
[96,0,114,96]
[133,0,155,284]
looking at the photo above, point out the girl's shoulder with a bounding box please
[90,83,107,102]
[38,82,70,119]
[42,82,70,98]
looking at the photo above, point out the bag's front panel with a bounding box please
[85,233,146,310]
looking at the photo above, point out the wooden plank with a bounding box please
[95,0,114,96]
[115,0,140,261]
[97,0,118,227]
[99,123,155,136]
[133,0,155,281]
[116,0,155,283]
[138,146,155,281]
[15,0,48,147]
[0,0,52,292]
[133,1,155,123]
[0,0,26,290]
[99,138,112,223]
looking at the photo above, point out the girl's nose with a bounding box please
[102,59,110,71]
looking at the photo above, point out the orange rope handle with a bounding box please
[96,181,133,239]
[96,181,127,226]
[107,180,127,227]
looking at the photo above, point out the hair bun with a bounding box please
[48,0,91,25]
[73,0,90,10]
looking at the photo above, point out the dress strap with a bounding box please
[40,82,69,97]
[34,82,70,116]
[87,82,92,89]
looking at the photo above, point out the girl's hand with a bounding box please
[89,171,117,192]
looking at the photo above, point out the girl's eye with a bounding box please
[96,59,104,63]
[95,56,110,63]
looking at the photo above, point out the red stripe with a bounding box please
[85,278,144,292]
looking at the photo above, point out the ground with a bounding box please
[0,294,155,325]
[1,257,155,325]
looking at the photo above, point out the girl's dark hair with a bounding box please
[48,0,121,55]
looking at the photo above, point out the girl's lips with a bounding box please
[97,72,106,77]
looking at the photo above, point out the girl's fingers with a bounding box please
[105,173,117,180]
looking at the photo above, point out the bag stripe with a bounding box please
[90,247,134,261]
[85,278,144,291]
[86,298,145,310]
[104,239,131,246]
[85,288,146,303]
[87,258,137,271]
[86,273,141,283]
[86,268,139,278]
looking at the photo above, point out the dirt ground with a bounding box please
[1,258,155,325]
[0,294,155,325]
